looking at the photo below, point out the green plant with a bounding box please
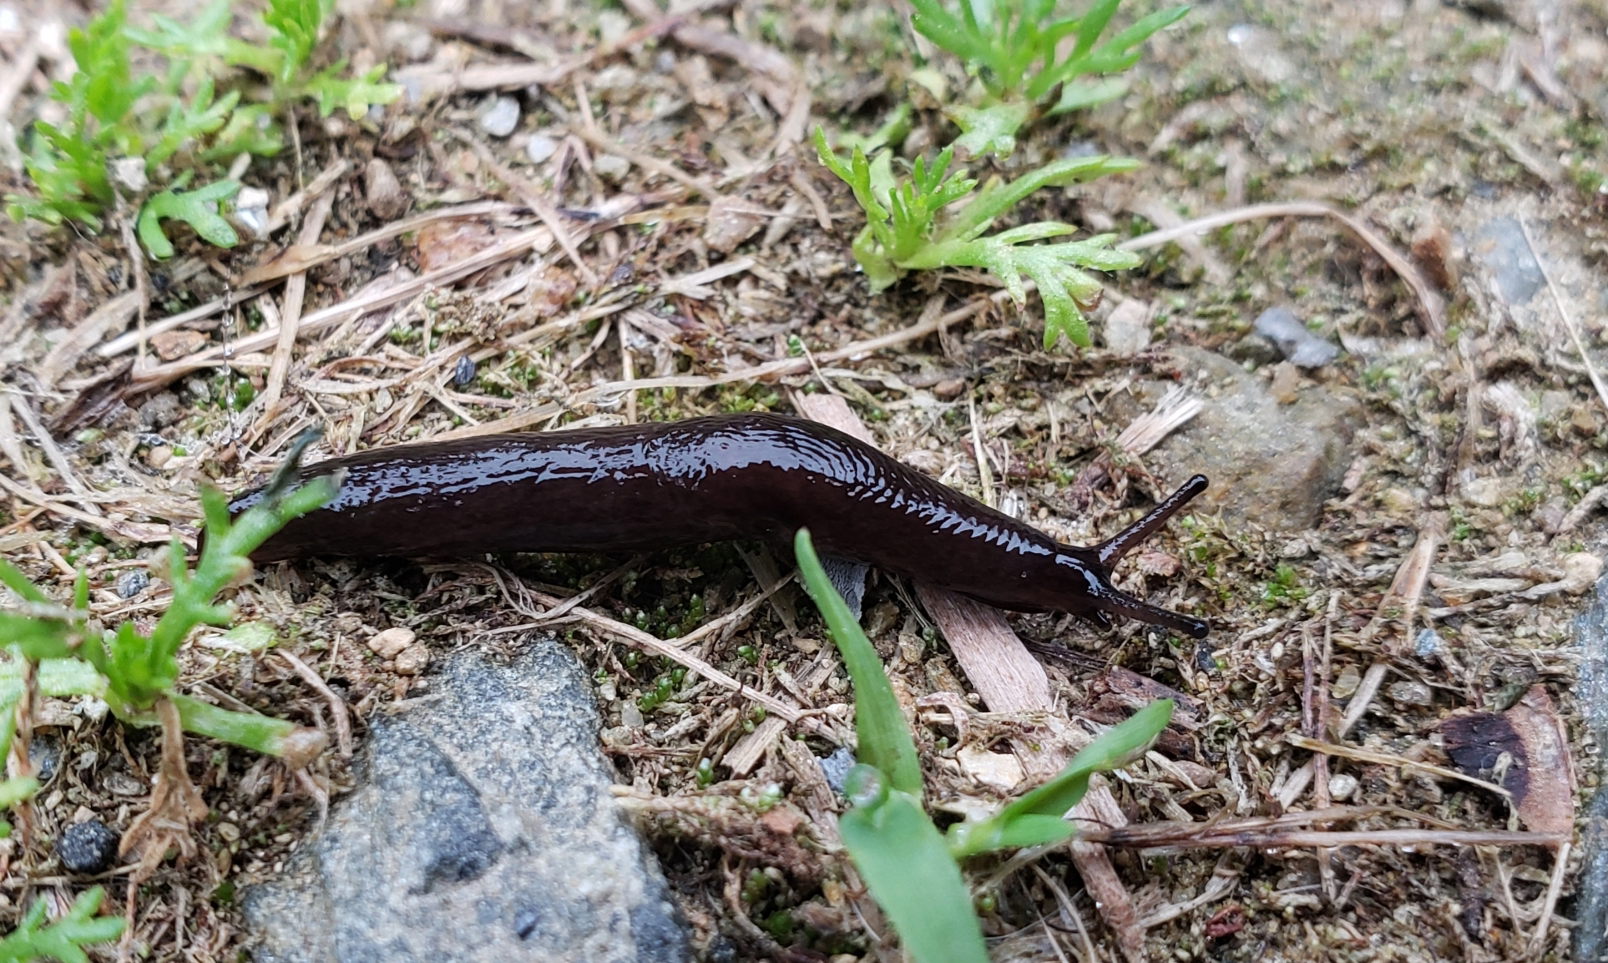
[793,529,1173,963]
[817,0,1187,347]
[815,131,1140,347]
[8,0,401,255]
[909,0,1188,155]
[0,888,124,963]
[0,446,334,761]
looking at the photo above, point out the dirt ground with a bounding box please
[0,0,1606,960]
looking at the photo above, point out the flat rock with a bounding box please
[1139,344,1360,532]
[244,638,689,963]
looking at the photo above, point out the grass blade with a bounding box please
[794,529,922,797]
[839,771,988,963]
[950,699,1173,857]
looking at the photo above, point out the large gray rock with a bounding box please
[1142,344,1361,532]
[245,638,689,963]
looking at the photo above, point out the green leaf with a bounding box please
[949,700,1173,857]
[839,774,988,963]
[136,180,241,258]
[1051,77,1129,114]
[37,658,107,698]
[149,79,240,167]
[0,778,38,811]
[170,693,304,757]
[794,530,923,797]
[949,102,1032,159]
[0,887,125,963]
[304,63,403,119]
[263,0,328,82]
[124,0,234,61]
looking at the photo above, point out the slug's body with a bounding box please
[233,414,1210,638]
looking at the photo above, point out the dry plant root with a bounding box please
[119,698,209,880]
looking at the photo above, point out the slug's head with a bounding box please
[1074,475,1210,639]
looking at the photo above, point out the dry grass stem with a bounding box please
[1119,200,1447,337]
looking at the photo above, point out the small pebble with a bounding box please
[1388,679,1434,707]
[1268,361,1302,404]
[1253,306,1339,368]
[394,644,431,675]
[217,822,241,843]
[1327,773,1358,801]
[818,747,857,795]
[620,703,645,727]
[1414,628,1442,659]
[478,96,521,138]
[57,820,120,874]
[1332,664,1361,699]
[365,158,408,220]
[115,570,149,599]
[525,133,559,164]
[1103,299,1151,357]
[368,627,415,659]
[145,446,173,470]
[594,154,631,182]
[230,186,270,241]
[453,355,476,387]
[932,378,966,401]
[110,157,147,193]
[29,734,60,783]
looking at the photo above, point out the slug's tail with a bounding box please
[1089,474,1211,639]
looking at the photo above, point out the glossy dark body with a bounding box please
[235,414,1208,636]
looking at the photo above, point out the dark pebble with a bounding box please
[57,820,121,874]
[453,355,476,387]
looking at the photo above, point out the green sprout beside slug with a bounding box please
[0,437,335,773]
[816,0,1189,349]
[7,0,401,256]
[793,528,1174,963]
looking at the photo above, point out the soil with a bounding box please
[0,0,1605,960]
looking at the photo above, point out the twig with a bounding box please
[566,123,722,200]
[275,649,352,760]
[1522,218,1608,416]
[95,201,531,359]
[126,226,559,391]
[448,127,600,286]
[572,289,1004,406]
[4,391,101,513]
[478,564,810,725]
[1083,825,1566,851]
[256,188,336,425]
[1119,200,1446,338]
[266,158,348,235]
[1287,733,1513,800]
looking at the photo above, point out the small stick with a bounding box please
[256,189,336,424]
[1522,218,1608,416]
[1119,200,1446,338]
[275,649,353,760]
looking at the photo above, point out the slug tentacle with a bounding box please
[236,414,1211,638]
[1095,475,1210,568]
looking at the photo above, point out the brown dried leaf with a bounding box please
[1440,686,1576,833]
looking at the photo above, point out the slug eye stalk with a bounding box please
[1090,475,1210,639]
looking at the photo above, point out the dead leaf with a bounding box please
[1441,686,1576,833]
[150,329,209,361]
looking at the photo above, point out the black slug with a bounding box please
[232,413,1210,637]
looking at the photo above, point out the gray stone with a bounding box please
[1142,345,1360,532]
[1252,306,1339,368]
[1473,217,1544,305]
[245,638,689,963]
[525,133,559,164]
[478,96,521,138]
